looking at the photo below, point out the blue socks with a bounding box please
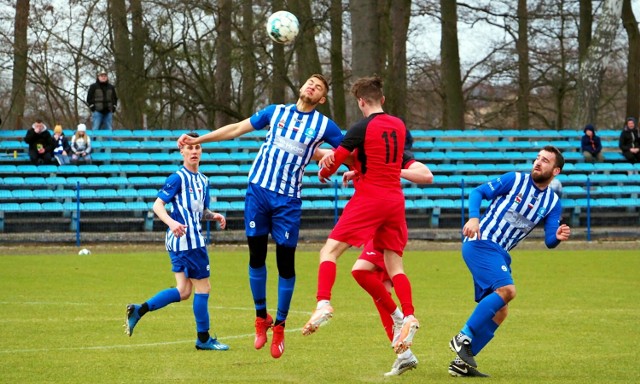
[249,265,268,312]
[146,287,180,311]
[276,275,296,323]
[461,292,505,347]
[193,293,210,333]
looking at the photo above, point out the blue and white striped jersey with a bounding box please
[465,172,562,252]
[157,166,210,252]
[248,104,344,198]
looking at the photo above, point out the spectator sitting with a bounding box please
[580,124,604,163]
[71,123,92,164]
[52,125,72,165]
[619,117,640,164]
[24,118,55,165]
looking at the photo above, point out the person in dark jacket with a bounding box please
[619,117,640,164]
[24,119,55,165]
[86,69,118,130]
[580,124,604,162]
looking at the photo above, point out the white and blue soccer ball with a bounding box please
[266,11,299,45]
[78,248,91,255]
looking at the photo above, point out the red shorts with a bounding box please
[329,190,407,255]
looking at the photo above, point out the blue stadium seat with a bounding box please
[53,189,76,200]
[12,189,34,199]
[19,202,41,211]
[57,165,81,174]
[117,189,138,198]
[0,202,20,211]
[79,189,97,199]
[200,164,219,173]
[126,201,149,211]
[3,176,25,186]
[138,189,158,199]
[86,176,109,186]
[228,175,248,185]
[217,188,245,198]
[76,164,101,174]
[105,202,127,210]
[228,201,245,211]
[37,164,58,173]
[106,176,129,186]
[149,152,173,162]
[0,190,12,199]
[210,201,232,211]
[312,200,335,209]
[66,176,88,186]
[0,164,18,174]
[128,176,150,186]
[16,164,38,174]
[138,164,160,173]
[95,189,119,198]
[62,201,82,210]
[33,189,54,199]
[120,164,140,173]
[85,202,107,211]
[109,152,132,162]
[148,176,167,186]
[41,202,63,211]
[573,163,595,173]
[158,164,178,174]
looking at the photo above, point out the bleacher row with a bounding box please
[0,128,638,232]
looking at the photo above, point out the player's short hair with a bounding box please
[542,145,564,170]
[351,76,384,103]
[186,131,199,139]
[310,74,329,95]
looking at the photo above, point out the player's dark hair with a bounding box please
[543,145,564,170]
[186,131,199,138]
[351,76,384,103]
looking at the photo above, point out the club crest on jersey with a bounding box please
[278,119,286,129]
[303,126,316,138]
[515,194,522,204]
[537,207,547,219]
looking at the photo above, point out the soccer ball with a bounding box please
[266,11,299,45]
[78,248,91,255]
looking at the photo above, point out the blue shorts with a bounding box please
[244,183,301,248]
[169,246,210,280]
[462,240,513,303]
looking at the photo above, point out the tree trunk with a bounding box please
[440,0,465,129]
[270,0,286,103]
[622,0,640,119]
[293,0,329,115]
[516,0,530,129]
[7,0,29,129]
[571,0,624,129]
[215,0,233,127]
[578,0,593,62]
[241,0,256,117]
[386,0,410,121]
[329,0,346,127]
[129,0,146,129]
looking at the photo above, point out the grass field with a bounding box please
[0,244,638,383]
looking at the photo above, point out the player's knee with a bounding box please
[496,284,516,302]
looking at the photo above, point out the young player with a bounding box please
[124,132,229,351]
[302,76,420,356]
[448,146,571,377]
[177,74,344,358]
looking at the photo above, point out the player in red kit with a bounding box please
[302,76,420,357]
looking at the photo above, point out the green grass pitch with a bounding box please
[0,244,638,383]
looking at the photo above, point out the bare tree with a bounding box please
[240,0,256,117]
[440,0,464,128]
[516,0,530,129]
[329,0,347,127]
[385,0,411,120]
[622,0,639,118]
[571,0,624,128]
[6,0,29,129]
[215,0,233,127]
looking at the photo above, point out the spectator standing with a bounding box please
[52,125,72,165]
[86,69,118,131]
[71,124,92,164]
[580,124,604,163]
[619,117,640,163]
[24,118,55,165]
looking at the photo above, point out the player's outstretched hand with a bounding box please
[556,224,571,241]
[169,221,188,238]
[342,170,357,187]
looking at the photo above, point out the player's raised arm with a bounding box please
[177,118,254,147]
